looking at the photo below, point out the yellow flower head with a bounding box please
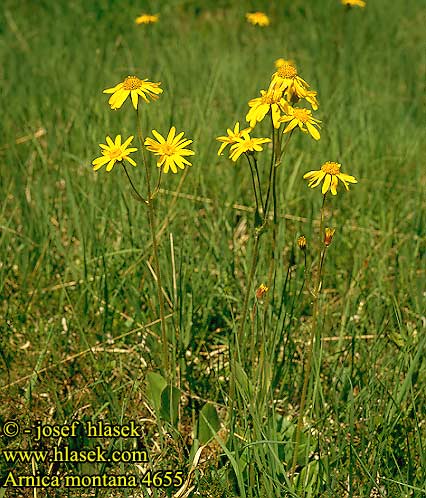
[341,0,366,7]
[229,131,271,162]
[303,161,357,195]
[255,284,269,300]
[280,106,321,140]
[297,235,307,251]
[324,228,336,247]
[246,85,287,129]
[92,135,137,172]
[246,12,270,26]
[144,127,195,174]
[135,13,159,24]
[103,76,163,110]
[216,122,251,156]
[275,58,295,69]
[271,62,309,102]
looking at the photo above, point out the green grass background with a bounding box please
[1,0,425,496]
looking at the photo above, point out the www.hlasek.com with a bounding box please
[1,420,184,489]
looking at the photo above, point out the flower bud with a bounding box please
[255,283,269,300]
[324,228,336,247]
[297,235,307,251]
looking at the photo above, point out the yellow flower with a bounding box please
[144,127,195,174]
[246,85,287,129]
[271,62,309,101]
[275,58,295,69]
[341,0,366,7]
[216,122,251,156]
[324,228,336,247]
[280,106,321,140]
[229,131,271,162]
[103,76,162,110]
[297,235,307,251]
[246,12,270,26]
[135,13,159,24]
[255,284,269,300]
[303,161,357,195]
[92,135,137,172]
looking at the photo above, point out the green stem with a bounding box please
[245,153,261,217]
[152,168,163,198]
[237,232,261,346]
[229,231,261,423]
[291,194,327,478]
[135,108,169,378]
[252,155,265,213]
[122,163,147,204]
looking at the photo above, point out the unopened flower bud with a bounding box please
[297,235,307,251]
[324,227,336,246]
[255,283,269,300]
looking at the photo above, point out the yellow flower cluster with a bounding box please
[92,75,195,174]
[216,60,358,196]
[216,60,321,162]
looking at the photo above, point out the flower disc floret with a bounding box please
[275,58,296,69]
[229,131,271,162]
[144,127,195,174]
[303,161,357,195]
[271,63,310,102]
[103,76,163,110]
[280,106,321,140]
[92,135,137,172]
[216,122,251,156]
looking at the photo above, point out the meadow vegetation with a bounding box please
[1,0,425,496]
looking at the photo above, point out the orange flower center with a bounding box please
[123,76,143,90]
[277,63,298,79]
[261,92,278,105]
[161,144,175,156]
[292,108,311,123]
[321,161,341,175]
[109,147,123,159]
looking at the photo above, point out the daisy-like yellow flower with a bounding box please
[216,122,251,156]
[103,76,163,110]
[271,62,310,102]
[229,131,271,162]
[341,0,366,7]
[303,161,357,195]
[92,135,137,172]
[280,106,321,140]
[246,85,287,129]
[275,58,295,69]
[246,12,270,26]
[144,127,195,174]
[135,13,159,24]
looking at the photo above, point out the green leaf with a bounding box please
[234,361,251,400]
[146,371,167,415]
[160,385,181,425]
[198,403,221,444]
